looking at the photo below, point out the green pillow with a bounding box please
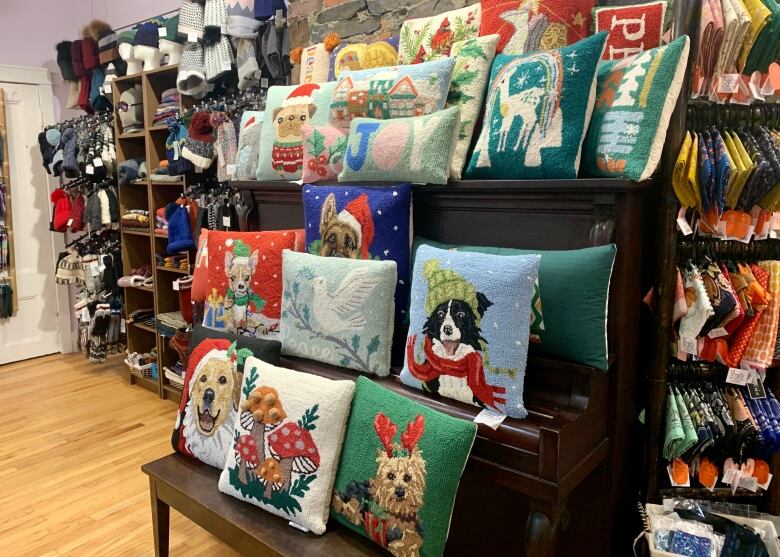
[338,106,461,185]
[256,82,338,181]
[582,36,690,181]
[465,32,607,179]
[413,238,617,370]
[331,376,476,557]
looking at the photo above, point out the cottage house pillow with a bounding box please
[583,36,690,182]
[329,36,400,80]
[397,3,481,64]
[329,58,455,130]
[401,244,540,418]
[301,124,348,183]
[302,184,413,323]
[280,250,397,376]
[339,107,461,185]
[331,376,477,557]
[256,81,337,181]
[299,42,330,84]
[466,32,607,180]
[480,0,594,54]
[204,230,297,337]
[594,1,667,60]
[446,34,499,180]
[218,357,355,535]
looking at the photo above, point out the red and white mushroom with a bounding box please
[234,434,260,485]
[267,422,320,490]
[238,386,287,465]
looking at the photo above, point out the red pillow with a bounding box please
[594,1,666,60]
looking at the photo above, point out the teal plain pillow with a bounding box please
[413,238,616,370]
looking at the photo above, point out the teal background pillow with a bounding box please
[466,32,607,179]
[256,82,337,181]
[280,250,397,375]
[582,36,690,181]
[402,244,540,419]
[339,106,461,185]
[331,376,476,557]
[414,238,616,370]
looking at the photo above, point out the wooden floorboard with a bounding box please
[0,353,241,556]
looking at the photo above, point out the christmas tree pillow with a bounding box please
[329,36,400,81]
[594,1,667,61]
[583,36,690,181]
[301,125,348,183]
[329,58,455,131]
[299,42,330,84]
[218,357,355,535]
[339,106,461,185]
[480,0,594,54]
[465,32,607,180]
[331,376,477,557]
[204,230,297,337]
[397,3,482,64]
[280,250,397,376]
[446,34,499,180]
[302,183,412,322]
[256,81,338,181]
[401,244,540,418]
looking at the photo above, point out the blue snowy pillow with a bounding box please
[401,244,540,419]
[302,183,412,324]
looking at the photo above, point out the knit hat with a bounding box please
[90,67,112,112]
[69,194,86,232]
[81,37,100,72]
[166,202,196,253]
[118,158,142,184]
[159,15,184,45]
[118,85,143,133]
[180,0,206,41]
[118,29,136,47]
[50,189,72,232]
[205,35,234,84]
[78,75,93,114]
[56,41,76,81]
[71,40,86,78]
[166,123,195,175]
[181,111,217,168]
[177,43,208,98]
[226,0,260,38]
[422,259,480,322]
[61,128,80,178]
[236,37,259,90]
[334,193,374,259]
[204,0,229,46]
[97,27,120,64]
[134,22,160,48]
[255,0,286,19]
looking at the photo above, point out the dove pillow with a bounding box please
[280,250,398,376]
[401,244,540,419]
[218,357,355,535]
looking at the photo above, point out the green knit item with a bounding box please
[422,259,479,323]
[117,30,136,45]
[232,239,251,259]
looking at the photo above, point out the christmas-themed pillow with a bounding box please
[192,228,210,302]
[256,82,338,181]
[280,250,397,376]
[205,230,297,337]
[480,0,594,54]
[331,376,477,557]
[329,36,400,81]
[594,1,667,61]
[339,107,461,185]
[329,58,455,131]
[299,42,330,84]
[302,183,412,322]
[445,34,499,180]
[583,36,690,181]
[465,32,607,180]
[301,124,348,183]
[401,244,540,418]
[235,111,263,180]
[397,3,481,64]
[188,325,282,372]
[218,357,355,535]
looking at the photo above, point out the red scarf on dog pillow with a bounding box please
[205,230,296,337]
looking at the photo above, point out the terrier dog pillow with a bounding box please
[401,244,540,418]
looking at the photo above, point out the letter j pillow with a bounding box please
[402,244,540,418]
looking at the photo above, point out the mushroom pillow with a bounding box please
[218,357,355,535]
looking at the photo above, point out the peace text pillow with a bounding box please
[402,244,540,418]
[256,81,337,181]
[466,32,606,180]
[302,183,412,321]
[583,36,690,181]
[299,42,330,84]
[280,251,397,375]
[329,58,455,130]
[594,1,667,60]
[301,124,348,183]
[218,357,355,535]
[205,230,297,337]
[331,376,477,557]
[397,3,481,64]
[480,0,594,54]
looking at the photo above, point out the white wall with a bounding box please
[89,0,180,29]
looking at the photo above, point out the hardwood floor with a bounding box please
[0,353,241,556]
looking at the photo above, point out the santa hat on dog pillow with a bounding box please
[336,193,375,259]
[282,82,320,107]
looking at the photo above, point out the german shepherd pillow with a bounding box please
[401,244,540,419]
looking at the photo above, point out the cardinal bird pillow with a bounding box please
[397,3,481,64]
[218,357,355,535]
[280,251,397,375]
[204,230,297,338]
[401,244,540,419]
[302,184,412,323]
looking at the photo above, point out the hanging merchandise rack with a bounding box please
[0,88,17,317]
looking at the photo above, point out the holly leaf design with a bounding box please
[307,129,326,158]
[329,135,348,165]
[367,335,380,355]
[242,366,260,397]
[298,404,320,431]
[302,305,310,323]
[459,41,486,60]
[351,334,360,351]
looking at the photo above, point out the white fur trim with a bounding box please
[336,210,362,247]
[282,95,313,107]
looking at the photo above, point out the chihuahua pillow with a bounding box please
[401,244,540,418]
[280,251,397,376]
[204,230,297,337]
[302,183,412,323]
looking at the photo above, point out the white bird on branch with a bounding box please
[310,268,379,333]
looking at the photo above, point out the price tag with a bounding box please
[739,476,759,492]
[98,261,106,273]
[726,367,750,386]
[747,371,767,399]
[718,73,741,94]
[758,472,773,491]
[761,73,775,96]
[103,83,112,94]
[680,336,698,355]
[474,408,507,430]
[223,216,231,228]
[93,157,103,167]
[708,327,728,339]
[81,307,91,323]
[226,164,236,178]
[158,27,167,38]
[749,72,765,101]
[288,521,309,533]
[222,60,232,72]
[187,32,198,43]
[261,78,269,88]
[677,217,693,236]
[67,218,73,227]
[120,318,126,333]
[85,164,94,175]
[90,261,100,276]
[173,280,180,291]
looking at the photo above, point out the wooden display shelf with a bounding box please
[130,321,156,334]
[117,130,145,140]
[162,383,182,404]
[156,265,189,275]
[125,283,155,293]
[130,372,159,394]
[148,124,170,132]
[122,228,150,237]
